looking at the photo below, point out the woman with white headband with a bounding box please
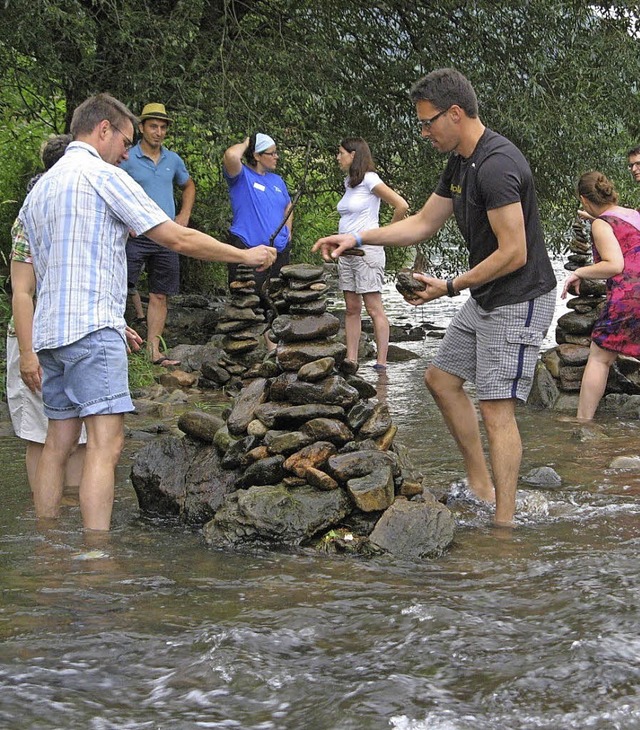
[223,133,292,330]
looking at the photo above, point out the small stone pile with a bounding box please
[131,262,455,560]
[531,217,640,411]
[198,264,270,390]
[541,217,604,394]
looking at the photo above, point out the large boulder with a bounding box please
[203,484,352,548]
[369,497,455,559]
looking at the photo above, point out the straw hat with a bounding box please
[139,103,172,123]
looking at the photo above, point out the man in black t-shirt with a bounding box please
[314,68,557,527]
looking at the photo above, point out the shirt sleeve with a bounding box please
[475,153,522,211]
[99,168,170,236]
[10,218,32,264]
[363,172,383,192]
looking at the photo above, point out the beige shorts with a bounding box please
[338,245,386,294]
[6,335,88,444]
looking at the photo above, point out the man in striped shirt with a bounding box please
[18,93,276,531]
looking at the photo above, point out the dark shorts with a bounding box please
[226,233,290,309]
[127,235,180,296]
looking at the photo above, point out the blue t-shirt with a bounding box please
[224,164,291,252]
[120,143,190,219]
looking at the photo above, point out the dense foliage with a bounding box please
[1,0,640,286]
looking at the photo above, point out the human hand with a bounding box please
[561,273,580,299]
[577,209,594,222]
[402,274,449,306]
[125,326,143,353]
[174,212,190,227]
[312,234,357,261]
[19,351,42,393]
[245,245,277,271]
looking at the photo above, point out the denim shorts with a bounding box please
[127,235,180,295]
[6,336,88,442]
[433,289,556,402]
[38,328,134,419]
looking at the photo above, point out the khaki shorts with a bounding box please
[6,335,87,443]
[432,289,556,402]
[338,245,386,294]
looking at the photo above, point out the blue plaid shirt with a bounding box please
[18,142,169,351]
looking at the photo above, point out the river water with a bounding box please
[1,260,639,729]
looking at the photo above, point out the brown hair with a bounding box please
[70,93,137,139]
[577,171,618,206]
[340,137,375,188]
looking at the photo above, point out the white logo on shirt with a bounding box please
[253,182,266,191]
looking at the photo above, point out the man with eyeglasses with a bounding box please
[314,68,556,527]
[16,93,276,531]
[120,103,196,367]
[627,145,640,185]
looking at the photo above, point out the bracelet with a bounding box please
[446,278,459,297]
[353,233,364,248]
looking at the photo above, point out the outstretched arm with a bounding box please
[144,219,277,271]
[312,192,452,260]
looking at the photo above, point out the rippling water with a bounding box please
[1,260,639,729]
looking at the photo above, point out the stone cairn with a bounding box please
[532,216,640,411]
[131,262,455,561]
[196,264,270,391]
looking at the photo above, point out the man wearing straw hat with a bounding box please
[120,102,196,366]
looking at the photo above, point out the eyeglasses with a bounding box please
[628,161,640,170]
[259,151,279,157]
[418,108,449,130]
[111,123,134,150]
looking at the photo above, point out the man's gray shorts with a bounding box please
[432,289,556,402]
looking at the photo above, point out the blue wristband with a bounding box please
[354,233,364,248]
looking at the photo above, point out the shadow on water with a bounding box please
[1,260,640,729]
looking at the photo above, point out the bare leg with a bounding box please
[64,444,87,487]
[147,292,175,363]
[33,418,83,518]
[26,441,85,491]
[424,365,495,502]
[79,414,125,531]
[362,291,389,367]
[577,342,618,420]
[25,441,44,492]
[479,398,521,526]
[130,289,144,320]
[344,290,363,363]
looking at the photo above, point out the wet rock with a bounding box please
[235,454,286,488]
[300,417,354,445]
[276,340,347,370]
[271,313,340,343]
[264,430,314,455]
[203,484,352,547]
[369,497,455,559]
[395,268,427,298]
[284,441,338,478]
[347,466,395,512]
[305,467,339,491]
[254,402,345,429]
[522,466,562,489]
[359,403,393,438]
[284,375,360,408]
[328,450,399,483]
[226,377,268,436]
[609,455,640,471]
[177,411,225,443]
[298,357,336,383]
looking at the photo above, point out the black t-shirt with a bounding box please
[435,128,556,310]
